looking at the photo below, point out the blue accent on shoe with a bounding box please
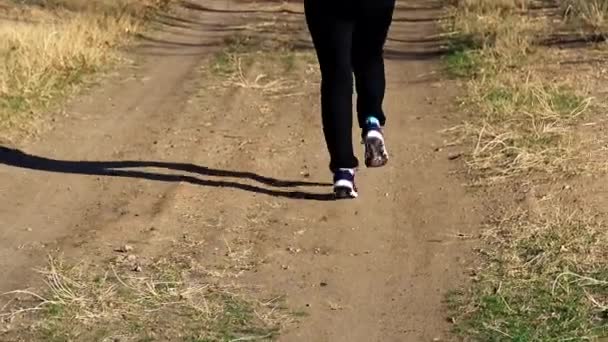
[361,116,382,141]
[365,116,381,129]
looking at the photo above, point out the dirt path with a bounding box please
[0,0,481,341]
[0,0,233,292]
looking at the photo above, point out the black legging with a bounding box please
[304,0,395,171]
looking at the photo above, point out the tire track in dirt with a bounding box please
[0,0,238,293]
[235,2,482,340]
[175,1,481,340]
[0,1,481,341]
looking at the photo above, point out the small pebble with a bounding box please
[448,152,463,160]
[116,244,133,253]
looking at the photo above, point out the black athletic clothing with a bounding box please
[304,0,395,171]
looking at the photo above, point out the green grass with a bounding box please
[479,84,587,121]
[211,37,302,78]
[550,90,587,116]
[449,211,608,341]
[212,51,237,76]
[281,53,297,72]
[290,310,309,318]
[0,255,286,342]
[207,33,314,100]
[443,1,608,341]
[442,7,591,179]
[442,36,483,78]
[444,49,481,78]
[446,0,591,147]
[450,280,608,341]
[562,0,608,34]
[460,77,590,179]
[0,0,168,132]
[210,35,260,77]
[215,295,271,339]
[0,95,28,114]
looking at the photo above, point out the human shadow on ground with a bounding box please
[0,147,335,201]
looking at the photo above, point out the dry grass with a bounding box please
[449,208,608,340]
[16,0,167,14]
[458,71,592,182]
[451,0,528,11]
[444,0,599,182]
[215,54,300,97]
[208,31,316,99]
[563,0,608,34]
[0,0,168,130]
[0,252,288,341]
[448,0,534,54]
[446,0,608,340]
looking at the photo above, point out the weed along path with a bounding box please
[0,0,481,341]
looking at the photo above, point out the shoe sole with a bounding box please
[365,135,389,168]
[334,186,358,199]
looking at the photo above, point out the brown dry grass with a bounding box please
[449,207,608,340]
[208,27,316,99]
[0,0,168,131]
[458,71,592,182]
[446,0,608,340]
[563,0,608,34]
[445,0,600,182]
[0,250,289,341]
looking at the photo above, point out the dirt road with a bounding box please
[0,0,481,340]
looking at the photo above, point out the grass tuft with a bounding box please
[443,48,481,78]
[208,31,314,99]
[449,209,608,341]
[444,0,596,182]
[0,0,168,130]
[1,254,286,341]
[445,1,608,341]
[462,74,591,180]
[562,0,608,35]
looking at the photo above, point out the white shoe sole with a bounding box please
[333,179,358,199]
[365,130,389,168]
